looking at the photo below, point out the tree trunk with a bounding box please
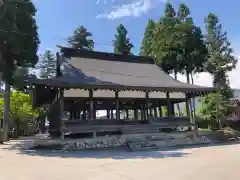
[186,72,193,123]
[190,73,196,120]
[3,82,10,142]
[174,72,181,116]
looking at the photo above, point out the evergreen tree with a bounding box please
[151,2,178,74]
[200,13,237,128]
[37,50,56,79]
[150,3,180,115]
[68,25,94,50]
[140,19,155,56]
[113,24,133,55]
[0,0,40,142]
[176,3,208,84]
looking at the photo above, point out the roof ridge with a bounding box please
[58,45,155,64]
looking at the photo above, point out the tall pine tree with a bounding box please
[200,13,237,128]
[68,25,94,50]
[140,19,155,56]
[113,24,133,55]
[176,3,208,84]
[37,50,56,79]
[150,3,180,115]
[151,2,178,74]
[0,0,40,142]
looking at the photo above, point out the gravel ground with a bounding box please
[0,140,240,180]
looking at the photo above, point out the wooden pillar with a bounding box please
[159,106,162,117]
[110,110,114,118]
[166,92,171,117]
[134,108,138,120]
[79,111,82,120]
[146,92,149,120]
[115,91,120,120]
[89,90,94,124]
[59,89,65,141]
[154,107,158,118]
[142,105,146,120]
[171,103,175,116]
[107,109,110,119]
[185,93,191,122]
[126,109,129,119]
[93,109,96,119]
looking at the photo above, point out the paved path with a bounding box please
[0,141,240,180]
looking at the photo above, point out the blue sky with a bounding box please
[34,0,240,88]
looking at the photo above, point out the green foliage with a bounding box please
[68,25,94,50]
[0,0,40,83]
[113,24,133,55]
[151,2,178,74]
[175,3,208,79]
[0,91,40,135]
[140,20,155,56]
[148,2,208,79]
[200,13,238,128]
[37,50,56,79]
[197,93,233,128]
[204,13,237,87]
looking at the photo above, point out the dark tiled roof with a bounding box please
[231,96,240,106]
[28,50,215,94]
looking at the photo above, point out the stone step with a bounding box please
[126,134,208,151]
[127,141,158,151]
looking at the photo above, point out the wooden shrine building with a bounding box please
[27,46,215,140]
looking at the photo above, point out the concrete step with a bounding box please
[126,134,201,151]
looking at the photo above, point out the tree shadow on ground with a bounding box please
[2,137,240,160]
[2,140,191,160]
[14,148,191,160]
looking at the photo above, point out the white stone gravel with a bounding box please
[0,140,240,180]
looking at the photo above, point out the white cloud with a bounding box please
[175,56,240,89]
[96,0,164,20]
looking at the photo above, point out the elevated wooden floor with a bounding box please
[63,116,193,134]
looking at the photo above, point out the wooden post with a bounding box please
[126,109,129,119]
[166,92,171,117]
[154,107,158,118]
[93,109,96,119]
[185,93,191,121]
[134,108,138,120]
[142,105,146,120]
[146,92,149,120]
[171,103,175,116]
[159,106,162,117]
[110,110,114,118]
[115,91,120,120]
[107,109,110,119]
[89,90,94,124]
[59,89,65,141]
